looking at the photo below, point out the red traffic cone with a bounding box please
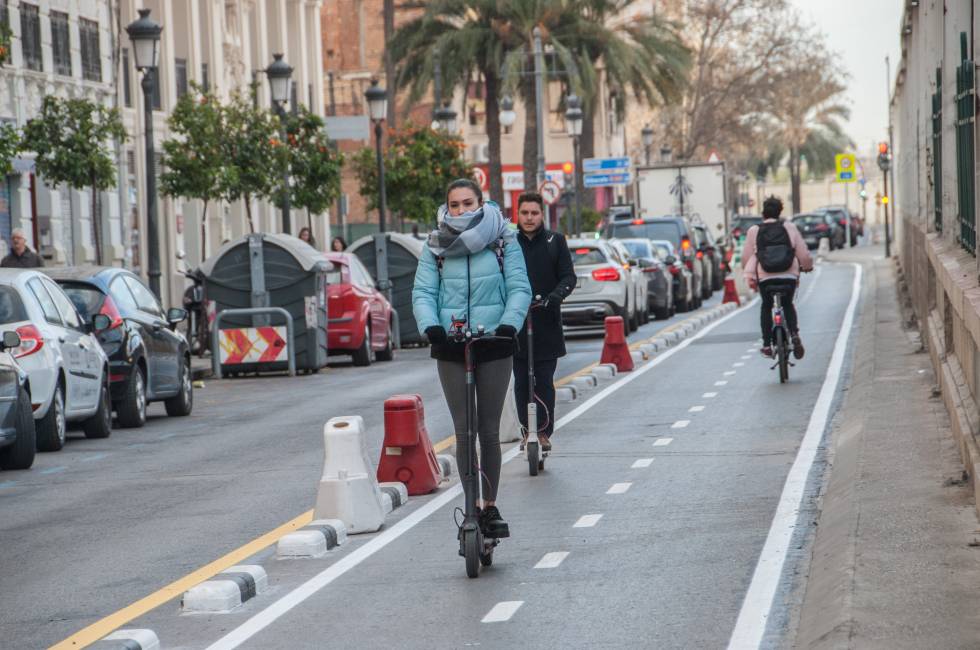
[600,316,634,372]
[377,395,441,496]
[722,276,741,306]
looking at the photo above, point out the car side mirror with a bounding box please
[92,314,111,332]
[167,307,188,328]
[1,330,20,351]
[665,255,677,265]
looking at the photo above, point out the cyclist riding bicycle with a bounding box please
[412,179,531,539]
[740,196,814,359]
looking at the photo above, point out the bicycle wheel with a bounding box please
[463,528,480,578]
[775,327,789,383]
[527,440,540,476]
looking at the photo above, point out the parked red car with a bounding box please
[325,252,395,366]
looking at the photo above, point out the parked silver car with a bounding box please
[561,239,636,334]
[607,238,650,329]
[651,240,695,312]
[620,238,674,320]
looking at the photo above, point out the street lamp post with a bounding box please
[365,79,389,234]
[126,9,163,298]
[641,125,654,166]
[660,145,672,164]
[532,27,546,188]
[565,95,584,237]
[434,102,458,133]
[266,53,293,235]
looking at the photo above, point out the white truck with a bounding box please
[634,161,729,239]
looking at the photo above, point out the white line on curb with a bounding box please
[204,295,760,650]
[653,438,673,447]
[726,263,861,650]
[573,514,603,528]
[606,482,632,494]
[482,601,524,623]
[534,552,570,569]
[631,458,654,468]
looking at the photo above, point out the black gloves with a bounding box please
[425,325,448,345]
[544,291,564,309]
[495,324,518,340]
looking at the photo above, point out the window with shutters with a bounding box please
[79,17,101,82]
[50,11,71,76]
[19,3,42,71]
[956,32,976,254]
[175,58,188,99]
[932,67,942,233]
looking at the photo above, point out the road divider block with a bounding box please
[276,519,347,559]
[181,565,267,613]
[556,385,577,403]
[570,375,598,392]
[377,395,441,496]
[436,454,457,479]
[379,482,408,515]
[651,337,669,349]
[593,364,617,379]
[600,315,634,372]
[630,350,645,365]
[315,416,386,534]
[93,629,160,650]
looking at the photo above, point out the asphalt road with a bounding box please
[0,284,722,648]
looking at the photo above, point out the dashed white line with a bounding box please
[606,482,632,494]
[631,458,654,468]
[534,552,570,569]
[733,362,745,367]
[671,420,690,429]
[482,601,524,623]
[702,392,718,398]
[653,438,673,447]
[715,381,728,386]
[689,405,705,413]
[740,355,751,360]
[573,514,603,528]
[724,370,737,376]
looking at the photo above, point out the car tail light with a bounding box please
[14,324,43,358]
[98,295,124,330]
[669,265,681,275]
[680,237,692,252]
[816,223,829,232]
[696,250,704,260]
[684,259,694,271]
[632,219,644,225]
[591,267,621,282]
[575,248,591,254]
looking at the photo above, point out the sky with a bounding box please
[789,0,904,156]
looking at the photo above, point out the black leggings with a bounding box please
[513,357,558,436]
[760,279,798,346]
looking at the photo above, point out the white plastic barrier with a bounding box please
[313,416,386,534]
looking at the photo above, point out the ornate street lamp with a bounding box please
[499,95,517,129]
[565,95,584,236]
[126,9,163,297]
[434,102,458,133]
[364,79,388,233]
[266,54,293,234]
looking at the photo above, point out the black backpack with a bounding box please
[756,222,795,273]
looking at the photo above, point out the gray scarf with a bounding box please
[426,200,515,258]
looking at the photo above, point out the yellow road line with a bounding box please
[54,310,710,647]
[50,510,314,649]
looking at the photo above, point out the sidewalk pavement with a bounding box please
[190,355,212,381]
[794,246,980,648]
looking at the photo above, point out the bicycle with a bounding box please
[770,292,794,383]
[449,316,511,578]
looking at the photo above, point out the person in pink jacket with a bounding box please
[740,196,814,359]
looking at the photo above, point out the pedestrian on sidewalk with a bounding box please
[1,229,43,268]
[740,196,813,359]
[298,226,317,250]
[412,178,531,539]
[512,192,576,452]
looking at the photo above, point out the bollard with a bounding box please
[376,396,441,496]
[314,416,386,534]
[600,316,634,372]
[722,277,741,306]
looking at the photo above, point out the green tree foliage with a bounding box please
[280,107,344,216]
[21,96,126,263]
[352,124,472,227]
[0,121,19,175]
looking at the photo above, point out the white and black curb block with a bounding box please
[437,454,457,479]
[651,337,669,349]
[92,629,160,650]
[630,350,645,365]
[570,374,598,392]
[379,482,409,515]
[639,343,657,358]
[593,364,617,379]
[181,565,267,613]
[276,519,347,559]
[556,385,577,403]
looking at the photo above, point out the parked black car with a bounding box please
[693,224,725,293]
[730,215,763,241]
[43,267,192,428]
[619,238,675,320]
[793,213,846,250]
[0,328,35,470]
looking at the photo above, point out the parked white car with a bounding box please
[0,270,112,451]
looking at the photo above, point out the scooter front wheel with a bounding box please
[463,528,481,578]
[527,441,540,476]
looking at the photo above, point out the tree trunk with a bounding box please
[90,174,102,265]
[581,94,598,210]
[244,193,255,233]
[522,61,538,194]
[483,69,504,206]
[789,147,801,214]
[200,201,209,264]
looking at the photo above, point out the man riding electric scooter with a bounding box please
[513,192,577,455]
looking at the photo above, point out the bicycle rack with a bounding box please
[211,307,296,379]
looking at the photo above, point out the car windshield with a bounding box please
[794,215,824,226]
[0,286,28,324]
[621,240,651,258]
[652,243,673,259]
[609,221,681,247]
[570,246,607,266]
[733,217,762,229]
[58,282,105,319]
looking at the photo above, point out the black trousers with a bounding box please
[760,279,798,346]
[513,357,559,436]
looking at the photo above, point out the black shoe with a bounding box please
[479,505,510,539]
[792,334,805,359]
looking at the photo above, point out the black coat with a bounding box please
[515,228,576,360]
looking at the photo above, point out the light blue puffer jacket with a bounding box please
[412,240,531,335]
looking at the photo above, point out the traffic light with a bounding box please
[562,162,574,193]
[877,142,892,172]
[882,195,889,205]
[878,142,889,155]
[859,189,867,199]
[562,162,574,174]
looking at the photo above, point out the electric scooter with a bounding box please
[524,297,548,476]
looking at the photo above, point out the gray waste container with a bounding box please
[348,233,425,346]
[199,233,329,374]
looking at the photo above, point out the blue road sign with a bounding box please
[583,172,632,188]
[840,171,854,180]
[583,157,631,173]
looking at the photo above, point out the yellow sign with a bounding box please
[835,153,857,183]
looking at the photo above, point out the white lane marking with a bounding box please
[741,355,751,360]
[724,370,737,376]
[653,438,673,447]
[482,601,524,623]
[702,392,718,398]
[689,405,705,413]
[715,381,728,386]
[733,362,745,367]
[205,296,760,650]
[574,514,603,528]
[672,420,690,428]
[631,458,654,468]
[607,482,632,494]
[534,552,570,569]
[727,263,861,650]
[746,348,757,353]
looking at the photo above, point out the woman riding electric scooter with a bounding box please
[412,178,531,548]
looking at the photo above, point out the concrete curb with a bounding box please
[181,565,267,613]
[276,519,348,559]
[436,454,457,479]
[630,350,645,364]
[593,364,617,379]
[556,384,577,403]
[92,629,160,650]
[379,482,409,515]
[570,374,598,392]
